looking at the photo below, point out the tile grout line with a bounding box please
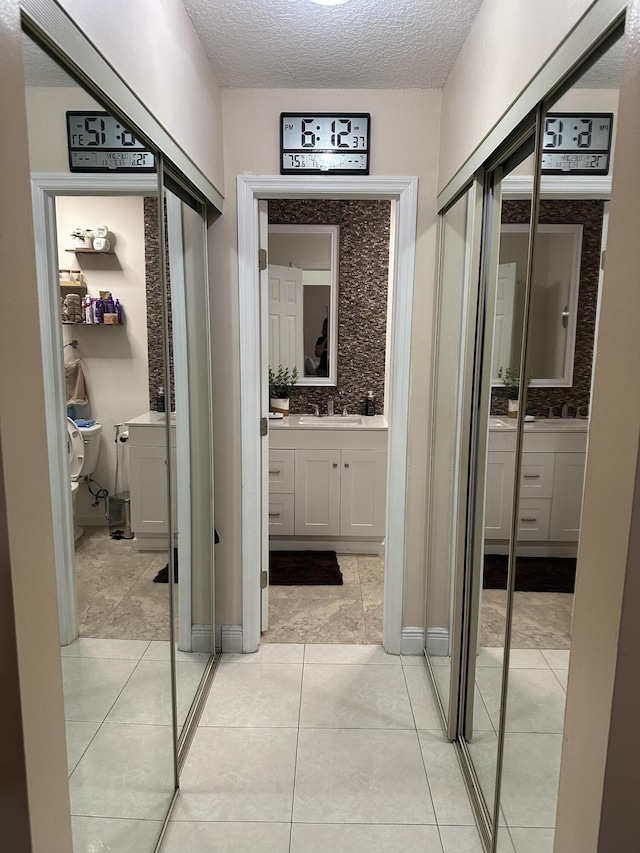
[288,644,307,853]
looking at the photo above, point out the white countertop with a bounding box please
[489,416,588,432]
[269,413,388,431]
[126,411,176,427]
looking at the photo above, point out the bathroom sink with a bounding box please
[298,415,363,426]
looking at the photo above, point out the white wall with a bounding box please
[209,88,441,627]
[439,0,593,192]
[56,0,224,196]
[25,87,102,172]
[56,196,149,524]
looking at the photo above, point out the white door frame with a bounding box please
[30,172,193,647]
[238,175,418,654]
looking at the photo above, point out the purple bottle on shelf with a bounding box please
[94,298,104,324]
[115,299,122,324]
[105,293,115,314]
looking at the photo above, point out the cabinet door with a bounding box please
[269,449,294,494]
[550,452,586,541]
[294,449,341,536]
[269,494,295,535]
[129,445,168,533]
[484,452,515,539]
[340,450,387,537]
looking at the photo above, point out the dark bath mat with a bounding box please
[269,550,343,586]
[483,554,576,593]
[153,548,178,583]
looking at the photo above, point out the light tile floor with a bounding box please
[74,527,174,640]
[62,637,208,853]
[264,554,383,644]
[161,643,486,853]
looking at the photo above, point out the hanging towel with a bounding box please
[65,359,88,406]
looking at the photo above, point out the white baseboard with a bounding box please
[131,535,169,552]
[269,538,384,555]
[221,625,243,654]
[191,624,212,654]
[426,627,450,657]
[215,624,222,654]
[401,627,425,656]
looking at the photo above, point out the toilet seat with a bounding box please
[67,417,85,481]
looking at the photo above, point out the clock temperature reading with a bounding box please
[281,113,370,174]
[541,112,613,175]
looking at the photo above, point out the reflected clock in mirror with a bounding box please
[267,224,339,386]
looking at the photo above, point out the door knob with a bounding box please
[344,463,350,468]
[332,462,338,468]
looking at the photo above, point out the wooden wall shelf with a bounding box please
[65,248,115,254]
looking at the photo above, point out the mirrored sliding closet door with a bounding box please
[22,18,217,853]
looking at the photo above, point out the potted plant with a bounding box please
[71,228,94,249]
[498,366,529,418]
[268,364,298,416]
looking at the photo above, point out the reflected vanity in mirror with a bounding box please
[268,224,339,386]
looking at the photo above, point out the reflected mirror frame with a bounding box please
[267,223,339,387]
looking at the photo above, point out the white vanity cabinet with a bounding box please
[126,412,176,550]
[485,420,587,551]
[269,416,388,548]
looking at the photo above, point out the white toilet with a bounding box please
[67,417,103,541]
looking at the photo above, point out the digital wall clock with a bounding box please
[280,113,370,175]
[542,112,613,175]
[66,111,156,172]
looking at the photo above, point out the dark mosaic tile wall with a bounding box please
[268,199,391,415]
[144,197,174,411]
[491,199,604,418]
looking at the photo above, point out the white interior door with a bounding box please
[259,202,270,630]
[492,262,517,377]
[268,263,304,376]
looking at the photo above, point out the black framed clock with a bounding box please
[66,111,156,173]
[280,113,370,175]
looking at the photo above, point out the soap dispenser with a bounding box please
[365,390,376,416]
[157,386,165,413]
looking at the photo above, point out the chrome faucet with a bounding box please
[327,398,334,417]
[312,404,320,417]
[342,405,348,417]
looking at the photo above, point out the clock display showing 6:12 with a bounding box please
[281,113,370,174]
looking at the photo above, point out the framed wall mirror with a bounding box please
[268,224,339,386]
[492,223,582,387]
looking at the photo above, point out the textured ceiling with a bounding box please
[180,0,485,88]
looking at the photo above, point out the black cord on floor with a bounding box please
[85,476,109,516]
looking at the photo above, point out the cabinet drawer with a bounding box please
[517,498,552,540]
[269,450,294,494]
[268,494,294,535]
[520,453,555,498]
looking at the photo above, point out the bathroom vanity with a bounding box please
[485,416,588,554]
[126,411,176,550]
[269,414,388,553]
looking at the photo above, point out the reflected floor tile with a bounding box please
[97,592,171,640]
[290,824,443,853]
[304,643,398,665]
[476,668,567,733]
[300,664,413,729]
[106,660,207,726]
[500,733,562,827]
[264,598,366,644]
[510,605,572,650]
[142,641,210,663]
[336,554,360,584]
[62,657,138,722]
[508,826,555,852]
[199,663,302,727]
[294,729,435,824]
[418,731,476,826]
[173,727,297,822]
[363,599,383,644]
[477,647,549,668]
[61,638,150,659]
[403,663,446,730]
[72,816,163,853]
[66,721,100,776]
[466,730,499,816]
[69,722,175,819]
[221,643,304,664]
[540,649,570,669]
[161,821,291,852]
[552,669,568,690]
[401,654,427,665]
[439,825,485,853]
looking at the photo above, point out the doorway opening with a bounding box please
[237,175,418,654]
